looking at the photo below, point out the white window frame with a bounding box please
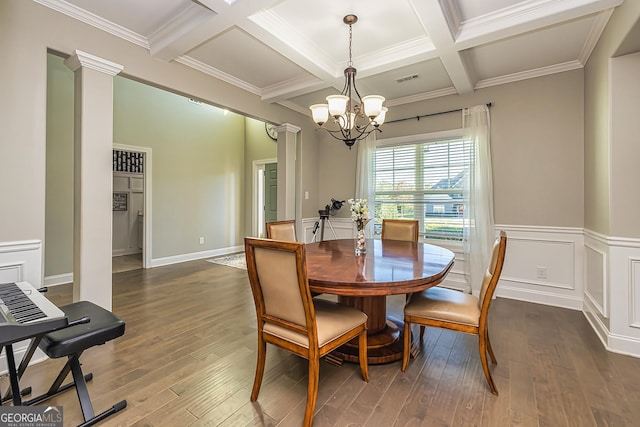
[375,129,467,250]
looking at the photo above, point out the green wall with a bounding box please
[45,53,275,276]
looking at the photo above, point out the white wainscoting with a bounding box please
[495,225,584,310]
[301,217,354,243]
[0,240,48,373]
[584,230,640,357]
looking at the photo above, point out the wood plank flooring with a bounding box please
[10,259,640,426]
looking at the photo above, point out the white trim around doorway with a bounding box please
[114,143,152,269]
[252,158,277,238]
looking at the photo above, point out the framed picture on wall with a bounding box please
[113,192,128,211]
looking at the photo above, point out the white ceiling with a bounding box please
[37,0,625,116]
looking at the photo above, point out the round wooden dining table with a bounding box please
[305,238,455,364]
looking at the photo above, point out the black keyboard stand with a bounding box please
[1,316,89,405]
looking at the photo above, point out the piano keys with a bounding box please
[0,281,68,347]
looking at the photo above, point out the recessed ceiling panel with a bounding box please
[64,0,195,36]
[188,28,311,88]
[269,0,426,66]
[358,59,453,101]
[465,16,597,81]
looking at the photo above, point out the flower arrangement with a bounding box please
[348,198,370,255]
[348,198,369,231]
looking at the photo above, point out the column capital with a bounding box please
[64,50,123,76]
[275,123,301,134]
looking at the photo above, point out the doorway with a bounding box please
[113,144,152,269]
[252,158,277,237]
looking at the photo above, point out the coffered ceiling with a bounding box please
[37,0,624,115]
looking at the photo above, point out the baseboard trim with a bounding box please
[496,283,583,310]
[151,245,244,267]
[0,345,48,377]
[44,273,73,287]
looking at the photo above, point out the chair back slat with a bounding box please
[478,231,507,313]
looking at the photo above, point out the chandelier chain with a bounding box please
[348,23,353,67]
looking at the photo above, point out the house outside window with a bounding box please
[374,130,472,241]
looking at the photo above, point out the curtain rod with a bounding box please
[386,102,492,124]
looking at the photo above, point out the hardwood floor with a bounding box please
[14,259,640,426]
[112,253,143,273]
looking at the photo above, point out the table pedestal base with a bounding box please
[334,316,406,365]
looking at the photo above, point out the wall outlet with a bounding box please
[536,266,547,279]
[199,237,204,245]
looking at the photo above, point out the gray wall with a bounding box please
[318,70,585,229]
[243,118,278,236]
[113,76,246,258]
[45,54,75,277]
[584,0,640,236]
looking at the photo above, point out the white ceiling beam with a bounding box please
[410,0,475,94]
[150,0,278,62]
[454,0,624,50]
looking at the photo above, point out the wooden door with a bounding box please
[264,163,277,225]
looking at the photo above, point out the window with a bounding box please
[374,132,471,241]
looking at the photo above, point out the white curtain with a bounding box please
[355,132,376,237]
[462,105,495,294]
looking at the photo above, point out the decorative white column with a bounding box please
[274,123,300,220]
[64,50,123,310]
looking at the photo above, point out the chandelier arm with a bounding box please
[309,14,386,148]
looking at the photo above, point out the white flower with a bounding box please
[348,198,369,227]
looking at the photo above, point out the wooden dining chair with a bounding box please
[401,231,507,395]
[244,237,369,426]
[266,219,297,241]
[381,219,419,242]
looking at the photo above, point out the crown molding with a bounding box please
[275,123,301,134]
[175,56,261,96]
[578,8,614,65]
[474,60,582,90]
[386,87,458,107]
[276,100,310,117]
[33,0,149,49]
[64,50,123,75]
[261,75,327,104]
[148,3,216,60]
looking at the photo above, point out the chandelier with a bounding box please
[309,15,388,148]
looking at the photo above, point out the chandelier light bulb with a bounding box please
[310,104,329,125]
[373,107,388,126]
[362,95,385,118]
[326,95,349,117]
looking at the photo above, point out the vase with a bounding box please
[355,228,366,256]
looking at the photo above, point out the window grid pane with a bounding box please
[374,138,470,240]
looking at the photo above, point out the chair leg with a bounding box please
[478,334,498,396]
[303,357,320,427]
[250,334,266,401]
[485,328,497,364]
[358,330,369,382]
[419,325,426,341]
[402,322,411,372]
